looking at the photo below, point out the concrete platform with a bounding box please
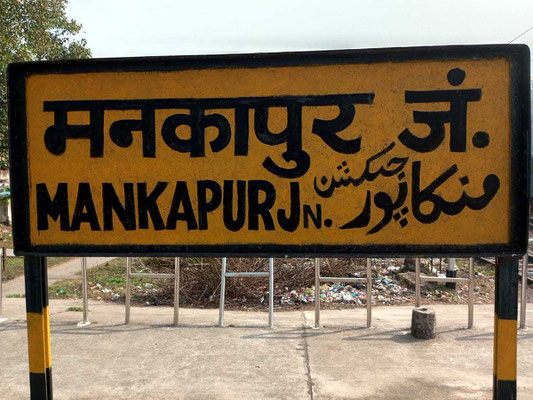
[1,299,532,399]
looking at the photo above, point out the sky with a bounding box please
[66,0,533,61]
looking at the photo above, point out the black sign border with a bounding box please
[8,44,531,257]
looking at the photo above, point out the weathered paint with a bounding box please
[26,312,46,373]
[496,318,517,381]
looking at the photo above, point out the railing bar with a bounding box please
[129,273,175,279]
[218,258,226,327]
[319,277,366,283]
[420,276,470,283]
[415,258,421,308]
[48,275,80,280]
[468,257,474,329]
[521,253,528,329]
[225,272,270,277]
[315,258,320,328]
[125,257,131,325]
[268,258,274,329]
[81,257,89,325]
[366,258,372,328]
[174,257,179,327]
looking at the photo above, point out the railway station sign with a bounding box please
[8,45,530,256]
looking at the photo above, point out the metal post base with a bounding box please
[0,317,7,324]
[76,321,91,327]
[445,269,457,289]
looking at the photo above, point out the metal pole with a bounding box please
[24,256,53,399]
[520,253,528,329]
[314,258,320,328]
[268,258,274,329]
[218,257,226,327]
[366,258,372,328]
[493,256,518,399]
[82,257,88,323]
[125,257,131,325]
[0,247,3,320]
[0,247,7,323]
[446,257,457,289]
[77,257,90,327]
[415,258,421,308]
[0,252,6,324]
[174,257,180,327]
[468,257,474,329]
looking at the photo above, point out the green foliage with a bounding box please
[107,276,126,285]
[0,0,91,168]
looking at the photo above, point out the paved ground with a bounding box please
[1,257,115,296]
[1,299,533,400]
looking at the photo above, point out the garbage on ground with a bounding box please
[279,270,413,306]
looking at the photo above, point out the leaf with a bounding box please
[0,0,91,169]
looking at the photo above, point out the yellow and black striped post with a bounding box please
[494,256,518,399]
[24,256,53,400]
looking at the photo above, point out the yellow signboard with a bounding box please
[8,45,530,256]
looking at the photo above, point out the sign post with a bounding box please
[24,256,52,400]
[494,256,519,398]
[7,44,530,399]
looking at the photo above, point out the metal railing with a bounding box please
[521,253,528,329]
[0,248,7,323]
[415,257,475,329]
[519,237,533,329]
[0,253,524,330]
[47,257,91,327]
[78,257,90,326]
[219,257,274,328]
[125,257,180,326]
[315,258,372,328]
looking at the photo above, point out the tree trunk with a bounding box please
[411,307,436,339]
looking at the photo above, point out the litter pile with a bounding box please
[278,264,415,308]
